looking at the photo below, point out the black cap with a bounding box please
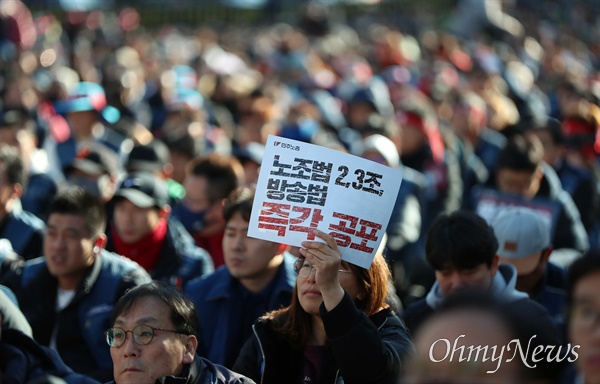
[65,144,120,176]
[126,140,170,173]
[113,172,169,208]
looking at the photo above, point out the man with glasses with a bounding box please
[106,281,255,384]
[184,187,296,368]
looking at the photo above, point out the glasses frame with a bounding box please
[105,325,184,348]
[293,257,355,278]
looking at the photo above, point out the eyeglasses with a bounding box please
[105,325,185,348]
[293,257,355,278]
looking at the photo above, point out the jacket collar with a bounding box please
[204,252,297,302]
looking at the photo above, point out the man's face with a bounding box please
[0,126,36,163]
[110,296,197,384]
[499,250,547,294]
[496,168,542,199]
[182,175,224,236]
[435,257,499,297]
[569,271,600,383]
[44,214,97,288]
[113,199,162,244]
[223,211,281,283]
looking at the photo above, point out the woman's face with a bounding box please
[296,260,365,316]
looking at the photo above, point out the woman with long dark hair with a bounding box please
[233,229,413,384]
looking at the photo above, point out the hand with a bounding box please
[299,229,345,310]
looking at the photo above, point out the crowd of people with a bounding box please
[0,0,599,383]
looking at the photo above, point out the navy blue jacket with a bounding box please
[0,329,101,384]
[1,251,151,382]
[106,217,214,290]
[0,208,45,260]
[184,253,296,368]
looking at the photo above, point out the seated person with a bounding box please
[233,229,414,384]
[491,206,567,327]
[0,287,100,383]
[401,211,560,353]
[105,172,213,289]
[105,282,255,384]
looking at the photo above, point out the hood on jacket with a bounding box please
[425,263,528,310]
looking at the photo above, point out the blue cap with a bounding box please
[54,82,120,124]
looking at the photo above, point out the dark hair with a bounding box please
[49,187,106,238]
[223,186,254,223]
[264,253,391,349]
[162,129,201,159]
[567,250,600,309]
[531,117,564,146]
[111,281,198,336]
[426,210,498,270]
[496,134,544,174]
[186,153,244,203]
[0,144,24,187]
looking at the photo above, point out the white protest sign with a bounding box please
[248,135,403,269]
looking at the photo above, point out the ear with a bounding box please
[159,205,171,220]
[534,165,544,181]
[11,183,23,199]
[276,243,289,255]
[541,247,553,262]
[182,335,198,364]
[161,163,174,179]
[93,234,108,253]
[490,255,500,276]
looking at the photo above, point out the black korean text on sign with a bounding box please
[258,202,324,240]
[334,166,384,196]
[268,156,332,206]
[328,212,382,253]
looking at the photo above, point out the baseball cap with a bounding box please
[126,140,170,173]
[113,172,169,209]
[491,206,551,274]
[54,82,120,124]
[65,144,120,176]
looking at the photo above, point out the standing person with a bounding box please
[233,229,413,384]
[106,282,256,384]
[559,251,600,384]
[0,144,45,260]
[105,172,214,289]
[184,187,295,368]
[0,187,151,382]
[172,153,245,267]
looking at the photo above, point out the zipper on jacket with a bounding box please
[252,324,267,384]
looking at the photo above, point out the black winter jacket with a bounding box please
[233,293,413,384]
[106,355,256,384]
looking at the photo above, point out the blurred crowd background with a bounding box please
[0,0,598,299]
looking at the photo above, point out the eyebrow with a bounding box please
[114,316,160,327]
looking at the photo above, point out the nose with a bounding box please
[47,235,66,251]
[448,273,466,293]
[232,235,245,251]
[306,266,317,282]
[122,332,140,357]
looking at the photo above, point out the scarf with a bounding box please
[112,219,168,272]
